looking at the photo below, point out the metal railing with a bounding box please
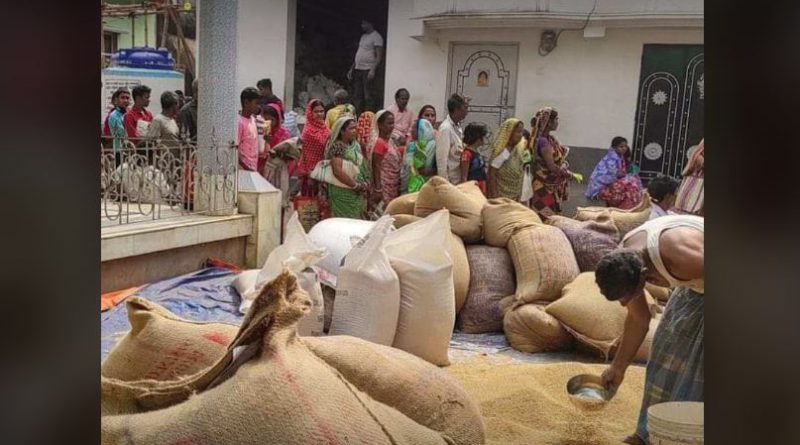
[100,138,238,225]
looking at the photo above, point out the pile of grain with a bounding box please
[445,360,645,445]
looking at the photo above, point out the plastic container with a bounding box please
[111,47,175,70]
[647,401,704,444]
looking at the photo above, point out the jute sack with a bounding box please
[414,176,486,243]
[392,214,423,228]
[545,272,656,359]
[507,224,580,306]
[545,213,620,272]
[503,303,573,354]
[457,245,515,333]
[100,295,485,445]
[449,233,471,313]
[574,191,653,237]
[482,198,542,247]
[645,282,672,303]
[386,192,419,216]
[101,271,457,445]
[610,314,661,364]
[101,297,238,381]
[306,335,486,445]
[384,210,455,366]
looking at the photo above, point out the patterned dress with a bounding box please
[586,148,643,209]
[530,135,569,216]
[326,140,369,219]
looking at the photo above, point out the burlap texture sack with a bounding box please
[546,213,620,272]
[507,224,580,306]
[414,176,486,243]
[306,335,485,445]
[503,303,573,354]
[482,198,542,247]
[392,214,423,228]
[386,192,419,216]
[101,297,485,445]
[449,233,471,313]
[101,297,238,382]
[545,272,655,359]
[457,245,515,333]
[101,272,464,445]
[574,191,652,237]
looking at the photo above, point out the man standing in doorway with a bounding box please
[257,78,284,114]
[123,85,153,141]
[347,19,383,115]
[436,93,470,184]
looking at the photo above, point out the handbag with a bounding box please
[310,159,359,189]
[520,164,534,202]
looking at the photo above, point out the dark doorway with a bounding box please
[294,0,388,113]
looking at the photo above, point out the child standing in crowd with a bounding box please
[460,122,490,195]
[237,87,262,173]
[123,85,153,141]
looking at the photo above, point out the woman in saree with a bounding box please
[356,111,375,159]
[261,103,296,208]
[529,107,578,216]
[401,117,437,194]
[324,117,370,218]
[586,136,644,209]
[370,110,401,205]
[487,118,529,201]
[297,99,330,197]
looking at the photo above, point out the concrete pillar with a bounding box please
[196,0,239,216]
[238,171,283,268]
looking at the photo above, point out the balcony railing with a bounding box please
[100,138,238,226]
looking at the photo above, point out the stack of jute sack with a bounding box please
[386,179,670,364]
[101,271,486,445]
[233,209,458,367]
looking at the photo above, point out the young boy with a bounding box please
[237,87,262,172]
[646,175,681,220]
[123,85,153,140]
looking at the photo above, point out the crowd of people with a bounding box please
[230,84,703,222]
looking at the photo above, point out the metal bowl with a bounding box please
[566,374,616,411]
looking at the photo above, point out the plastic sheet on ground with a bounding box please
[448,331,603,365]
[101,266,607,367]
[101,267,244,362]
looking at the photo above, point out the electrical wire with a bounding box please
[539,0,599,56]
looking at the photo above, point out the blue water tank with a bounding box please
[112,47,176,70]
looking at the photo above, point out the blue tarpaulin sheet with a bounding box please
[100,267,245,362]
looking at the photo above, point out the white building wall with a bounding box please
[385,0,703,148]
[236,0,293,107]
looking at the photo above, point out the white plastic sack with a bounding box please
[383,210,456,366]
[329,216,400,346]
[307,218,375,288]
[239,212,327,337]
